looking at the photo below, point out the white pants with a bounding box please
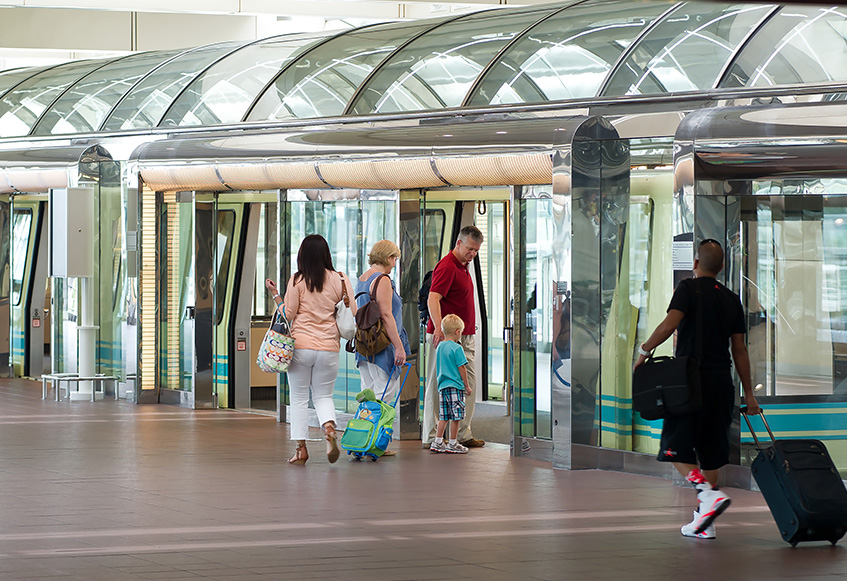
[286,349,339,441]
[358,362,401,439]
[422,334,476,443]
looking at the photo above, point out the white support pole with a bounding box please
[71,276,100,400]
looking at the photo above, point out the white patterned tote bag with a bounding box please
[256,308,295,373]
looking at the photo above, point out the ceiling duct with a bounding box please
[134,115,611,192]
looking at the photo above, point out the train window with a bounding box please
[161,34,329,128]
[467,0,668,106]
[603,3,774,96]
[720,6,847,88]
[101,42,242,132]
[348,5,557,114]
[11,209,31,307]
[248,21,432,121]
[0,59,104,138]
[216,210,236,326]
[423,209,446,274]
[32,50,183,136]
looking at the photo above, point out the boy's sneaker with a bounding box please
[445,442,469,454]
[429,441,447,453]
[681,510,716,539]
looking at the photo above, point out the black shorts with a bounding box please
[657,370,735,471]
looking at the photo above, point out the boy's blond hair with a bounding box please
[441,314,465,337]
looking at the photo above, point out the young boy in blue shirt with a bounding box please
[430,314,472,454]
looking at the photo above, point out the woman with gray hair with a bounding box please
[355,239,411,455]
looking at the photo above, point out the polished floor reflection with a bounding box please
[0,377,842,580]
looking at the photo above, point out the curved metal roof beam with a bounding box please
[596,2,683,97]
[342,8,499,116]
[240,25,382,123]
[461,0,584,107]
[97,42,228,132]
[156,36,288,128]
[27,54,139,137]
[712,5,780,89]
[0,63,66,104]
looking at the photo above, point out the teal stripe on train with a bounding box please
[742,404,847,441]
[600,395,635,437]
[601,397,847,442]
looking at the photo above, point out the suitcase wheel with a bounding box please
[791,541,798,547]
[370,455,378,462]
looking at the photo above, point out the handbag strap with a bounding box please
[338,272,350,307]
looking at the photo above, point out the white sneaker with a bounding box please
[681,510,716,539]
[429,441,447,453]
[445,441,469,454]
[693,487,731,534]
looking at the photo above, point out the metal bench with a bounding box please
[41,373,118,402]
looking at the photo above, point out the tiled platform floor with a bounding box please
[0,378,844,580]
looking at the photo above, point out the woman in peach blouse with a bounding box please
[265,234,356,465]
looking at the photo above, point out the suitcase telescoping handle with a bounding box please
[741,407,775,450]
[382,362,412,408]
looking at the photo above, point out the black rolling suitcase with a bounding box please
[743,409,847,546]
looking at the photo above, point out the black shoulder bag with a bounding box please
[632,280,704,420]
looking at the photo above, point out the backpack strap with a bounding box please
[370,273,389,299]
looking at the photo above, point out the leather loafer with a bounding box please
[459,438,485,448]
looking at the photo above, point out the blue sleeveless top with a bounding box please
[354,271,411,376]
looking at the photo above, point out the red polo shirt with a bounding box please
[426,251,475,335]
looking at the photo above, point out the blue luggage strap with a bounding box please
[382,362,411,408]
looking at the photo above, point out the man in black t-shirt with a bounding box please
[634,239,761,540]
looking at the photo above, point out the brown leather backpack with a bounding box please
[352,274,392,357]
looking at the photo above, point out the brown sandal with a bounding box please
[288,443,308,465]
[324,423,340,464]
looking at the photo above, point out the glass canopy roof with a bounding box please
[1,0,847,139]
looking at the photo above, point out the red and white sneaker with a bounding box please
[686,469,731,534]
[681,510,716,539]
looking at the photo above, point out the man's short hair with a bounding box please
[458,225,484,245]
[441,314,465,336]
[697,239,724,274]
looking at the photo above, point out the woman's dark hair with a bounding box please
[295,234,335,292]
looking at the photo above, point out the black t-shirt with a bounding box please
[667,276,746,371]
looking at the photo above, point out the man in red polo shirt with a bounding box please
[422,225,485,449]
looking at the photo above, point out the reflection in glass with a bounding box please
[478,202,507,399]
[421,210,446,282]
[0,67,48,100]
[0,60,104,137]
[738,186,847,397]
[216,210,235,325]
[349,6,555,114]
[721,6,847,88]
[159,196,194,391]
[162,35,329,128]
[248,22,430,121]
[468,0,669,105]
[102,42,241,131]
[11,209,31,306]
[32,51,181,135]
[286,192,397,413]
[516,187,557,439]
[603,3,773,96]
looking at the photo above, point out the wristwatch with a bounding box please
[637,344,651,357]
